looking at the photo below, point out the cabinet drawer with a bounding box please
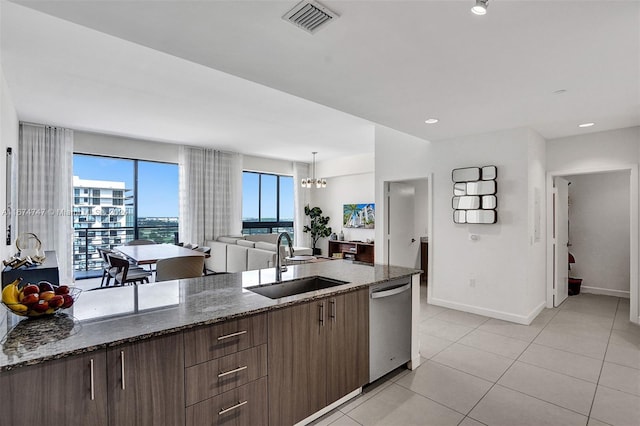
[185,344,267,406]
[186,377,268,426]
[184,314,267,367]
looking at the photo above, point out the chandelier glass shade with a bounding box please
[301,152,327,188]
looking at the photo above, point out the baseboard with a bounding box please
[428,297,546,325]
[580,286,630,299]
[296,388,361,426]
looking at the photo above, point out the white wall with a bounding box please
[526,131,547,314]
[74,130,179,163]
[547,127,640,173]
[312,154,375,255]
[0,65,18,261]
[375,125,547,324]
[566,171,630,297]
[243,154,293,176]
[374,125,432,266]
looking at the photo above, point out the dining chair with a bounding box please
[193,246,212,274]
[155,256,205,282]
[126,239,156,245]
[107,253,152,285]
[98,247,145,287]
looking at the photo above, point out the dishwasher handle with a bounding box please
[370,283,411,299]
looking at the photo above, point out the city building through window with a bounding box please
[73,154,178,278]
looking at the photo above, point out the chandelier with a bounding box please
[301,152,327,188]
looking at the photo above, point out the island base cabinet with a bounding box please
[186,376,268,426]
[268,299,327,426]
[0,351,108,426]
[268,288,369,425]
[326,289,369,404]
[107,333,185,426]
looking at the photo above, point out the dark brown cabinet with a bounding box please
[107,333,185,426]
[326,289,369,404]
[268,288,369,425]
[328,241,374,264]
[184,313,268,426]
[0,333,184,426]
[0,351,108,426]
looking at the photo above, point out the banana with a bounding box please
[2,283,19,304]
[2,280,29,313]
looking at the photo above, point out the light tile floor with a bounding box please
[311,287,640,426]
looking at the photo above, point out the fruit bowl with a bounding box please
[1,280,81,318]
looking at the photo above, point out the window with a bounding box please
[242,171,294,235]
[73,154,179,277]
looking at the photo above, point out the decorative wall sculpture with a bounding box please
[452,166,497,224]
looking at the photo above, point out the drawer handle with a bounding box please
[218,400,248,415]
[217,330,247,341]
[120,350,126,390]
[89,358,95,401]
[218,365,248,378]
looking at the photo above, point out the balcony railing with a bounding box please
[73,226,178,278]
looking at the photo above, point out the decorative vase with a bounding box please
[313,248,322,256]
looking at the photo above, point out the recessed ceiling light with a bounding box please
[471,0,488,15]
[578,122,595,128]
[424,118,439,124]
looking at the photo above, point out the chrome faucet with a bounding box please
[275,232,294,282]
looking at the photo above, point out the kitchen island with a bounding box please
[0,260,420,426]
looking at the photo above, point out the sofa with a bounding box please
[204,234,313,273]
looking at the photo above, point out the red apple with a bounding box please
[61,294,74,309]
[22,284,40,297]
[21,293,39,307]
[54,285,70,295]
[32,301,49,312]
[48,295,64,309]
[38,281,54,293]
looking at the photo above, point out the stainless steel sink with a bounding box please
[247,276,349,299]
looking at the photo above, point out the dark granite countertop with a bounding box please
[0,260,419,371]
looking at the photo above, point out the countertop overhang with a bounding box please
[0,261,419,371]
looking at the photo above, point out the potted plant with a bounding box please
[303,205,332,256]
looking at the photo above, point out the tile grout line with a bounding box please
[586,297,620,424]
[460,310,550,420]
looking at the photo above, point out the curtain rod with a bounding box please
[19,121,71,130]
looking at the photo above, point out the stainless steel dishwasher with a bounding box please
[369,277,412,382]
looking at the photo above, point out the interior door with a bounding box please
[554,177,570,307]
[386,182,418,268]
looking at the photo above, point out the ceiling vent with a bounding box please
[283,0,339,34]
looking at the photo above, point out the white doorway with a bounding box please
[553,177,570,307]
[546,165,638,324]
[384,178,430,275]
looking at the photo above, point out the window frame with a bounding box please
[242,171,293,234]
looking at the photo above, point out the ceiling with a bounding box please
[2,1,639,162]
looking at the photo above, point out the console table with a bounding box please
[1,250,59,288]
[328,241,374,265]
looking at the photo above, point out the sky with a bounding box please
[73,154,179,217]
[243,172,294,221]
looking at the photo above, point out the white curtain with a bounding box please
[179,146,242,245]
[17,123,74,283]
[293,161,310,247]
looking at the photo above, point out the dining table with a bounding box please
[113,243,206,265]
